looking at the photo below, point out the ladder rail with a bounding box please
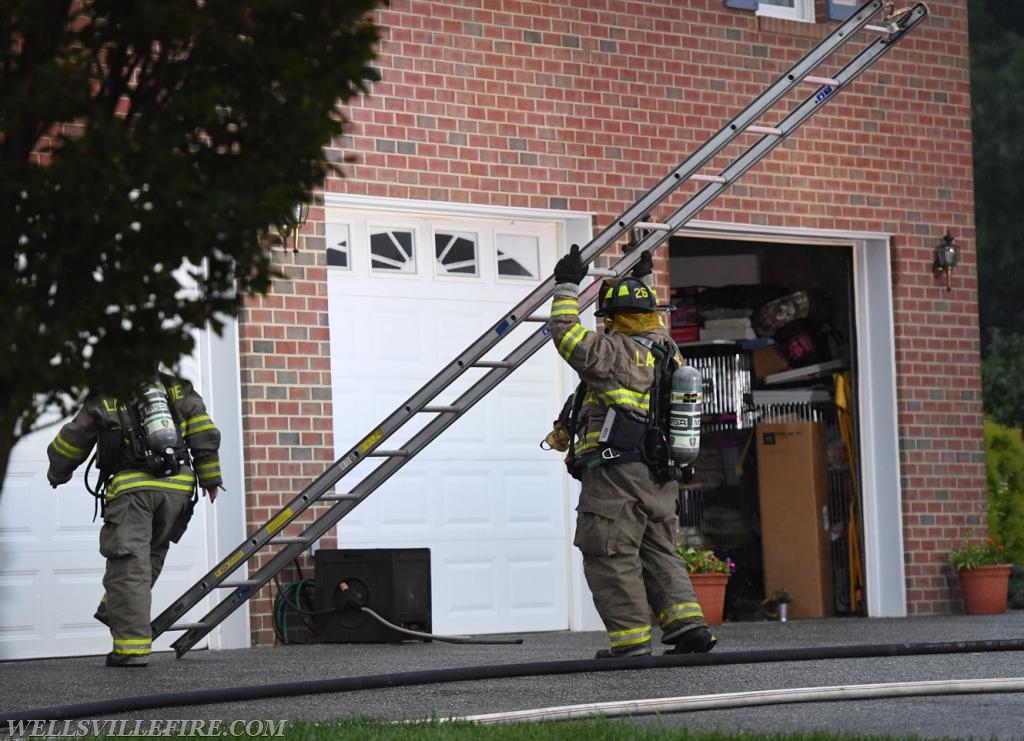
[154,0,929,654]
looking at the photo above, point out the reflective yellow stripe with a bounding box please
[574,431,601,455]
[197,460,221,481]
[184,414,215,435]
[50,434,87,461]
[659,602,705,625]
[112,637,152,655]
[551,298,579,317]
[107,471,195,499]
[609,624,651,648]
[595,388,650,412]
[557,324,588,360]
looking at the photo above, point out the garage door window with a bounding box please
[496,233,539,279]
[435,231,479,277]
[370,228,416,273]
[326,223,351,269]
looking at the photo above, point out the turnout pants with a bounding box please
[99,489,193,660]
[575,461,706,651]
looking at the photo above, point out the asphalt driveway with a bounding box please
[2,613,1023,739]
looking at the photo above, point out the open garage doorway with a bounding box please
[667,232,874,622]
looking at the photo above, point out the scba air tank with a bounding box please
[668,365,702,465]
[139,385,178,457]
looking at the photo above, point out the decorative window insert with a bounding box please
[369,228,416,273]
[495,233,540,279]
[723,0,815,23]
[325,223,351,269]
[434,231,479,277]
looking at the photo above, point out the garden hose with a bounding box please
[271,577,522,646]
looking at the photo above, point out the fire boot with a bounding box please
[594,643,653,659]
[664,625,717,654]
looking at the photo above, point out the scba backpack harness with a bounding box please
[85,384,194,518]
[549,338,702,484]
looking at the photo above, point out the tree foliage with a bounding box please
[969,0,1024,348]
[0,0,383,486]
[981,329,1024,427]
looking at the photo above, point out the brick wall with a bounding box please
[238,235,337,646]
[239,0,981,639]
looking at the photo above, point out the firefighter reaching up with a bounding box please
[547,245,716,658]
[46,374,223,667]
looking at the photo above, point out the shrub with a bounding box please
[984,418,1024,565]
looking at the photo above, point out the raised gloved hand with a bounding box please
[631,250,653,280]
[553,244,587,285]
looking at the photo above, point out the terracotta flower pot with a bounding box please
[689,572,730,625]
[957,564,1011,615]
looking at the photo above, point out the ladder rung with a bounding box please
[690,173,727,184]
[421,404,463,413]
[272,536,308,544]
[168,622,208,631]
[473,361,515,368]
[525,315,550,322]
[320,493,361,502]
[864,23,899,34]
[367,449,410,457]
[803,75,839,86]
[746,125,783,136]
[219,580,259,588]
[587,268,618,278]
[634,221,672,231]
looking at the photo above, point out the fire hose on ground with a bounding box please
[452,677,1024,724]
[4,639,1024,722]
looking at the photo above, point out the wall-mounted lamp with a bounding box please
[933,231,960,291]
[276,202,310,254]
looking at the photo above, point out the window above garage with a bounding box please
[724,0,862,22]
[724,0,815,23]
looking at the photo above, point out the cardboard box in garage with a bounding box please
[752,344,789,380]
[756,421,833,619]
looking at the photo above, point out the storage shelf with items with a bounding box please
[668,238,863,622]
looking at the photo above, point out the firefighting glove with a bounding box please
[553,244,587,285]
[631,250,653,279]
[47,471,68,489]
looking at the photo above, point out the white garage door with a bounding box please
[326,207,572,635]
[0,352,214,660]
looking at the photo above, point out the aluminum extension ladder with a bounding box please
[154,0,929,657]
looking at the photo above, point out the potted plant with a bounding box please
[948,536,1011,614]
[677,546,735,625]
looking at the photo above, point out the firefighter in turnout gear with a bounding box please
[548,246,716,658]
[46,375,223,667]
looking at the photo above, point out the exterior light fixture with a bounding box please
[933,231,960,292]
[277,202,310,253]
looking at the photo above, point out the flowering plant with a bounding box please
[948,537,1007,572]
[677,546,736,575]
